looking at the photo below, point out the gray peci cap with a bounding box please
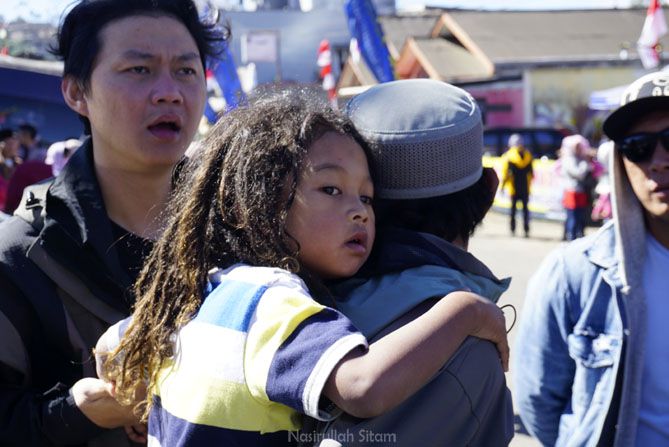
[345,79,483,200]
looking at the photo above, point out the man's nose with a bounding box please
[651,137,669,171]
[151,71,183,104]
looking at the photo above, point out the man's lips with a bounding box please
[147,114,182,139]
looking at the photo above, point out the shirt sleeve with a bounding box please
[244,275,367,421]
[512,247,576,446]
[94,317,132,381]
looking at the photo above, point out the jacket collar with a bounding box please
[40,138,132,311]
[507,146,533,168]
[359,226,507,284]
[583,221,618,270]
[580,221,626,292]
[47,138,108,246]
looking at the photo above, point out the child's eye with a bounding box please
[361,195,374,205]
[321,186,341,196]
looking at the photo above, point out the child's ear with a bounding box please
[61,76,89,117]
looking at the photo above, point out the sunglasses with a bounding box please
[616,127,669,163]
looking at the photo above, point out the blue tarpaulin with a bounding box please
[206,44,247,123]
[0,57,82,143]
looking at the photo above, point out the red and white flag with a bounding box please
[317,39,338,108]
[638,0,668,69]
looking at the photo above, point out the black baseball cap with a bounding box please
[603,71,669,141]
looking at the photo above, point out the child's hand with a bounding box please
[468,295,509,372]
[95,317,132,381]
[125,423,148,443]
[94,349,110,382]
[70,377,140,428]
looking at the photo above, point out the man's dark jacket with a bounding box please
[0,139,139,446]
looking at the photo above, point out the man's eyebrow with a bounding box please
[177,52,201,62]
[121,50,154,60]
[121,50,200,62]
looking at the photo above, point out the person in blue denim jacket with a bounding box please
[514,70,669,446]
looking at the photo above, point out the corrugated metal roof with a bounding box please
[412,38,491,81]
[379,12,441,55]
[446,9,668,63]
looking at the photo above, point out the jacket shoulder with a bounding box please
[564,222,617,269]
[0,216,40,266]
[0,216,56,303]
[531,223,617,300]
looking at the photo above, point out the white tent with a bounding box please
[588,84,627,111]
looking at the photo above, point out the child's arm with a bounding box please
[323,291,507,418]
[93,317,148,443]
[94,317,133,382]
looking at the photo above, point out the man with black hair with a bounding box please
[17,123,46,162]
[307,79,514,446]
[0,0,225,445]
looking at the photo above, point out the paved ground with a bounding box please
[469,211,597,447]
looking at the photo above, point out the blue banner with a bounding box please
[344,0,394,83]
[206,44,246,123]
[203,99,218,124]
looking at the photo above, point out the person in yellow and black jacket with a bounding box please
[501,134,534,237]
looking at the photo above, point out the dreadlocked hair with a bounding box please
[104,86,373,421]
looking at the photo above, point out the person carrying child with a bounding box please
[95,88,508,445]
[303,79,514,446]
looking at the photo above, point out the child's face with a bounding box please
[285,131,375,280]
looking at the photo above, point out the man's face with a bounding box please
[621,110,669,230]
[17,130,34,147]
[72,15,206,172]
[0,134,19,158]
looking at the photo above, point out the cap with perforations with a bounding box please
[345,79,483,200]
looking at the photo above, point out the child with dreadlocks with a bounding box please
[95,88,507,446]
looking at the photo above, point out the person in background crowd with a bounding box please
[45,138,83,176]
[17,123,47,162]
[591,140,614,223]
[3,155,52,214]
[514,70,669,446]
[501,133,533,237]
[560,134,594,241]
[3,138,82,215]
[0,0,225,445]
[0,128,21,210]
